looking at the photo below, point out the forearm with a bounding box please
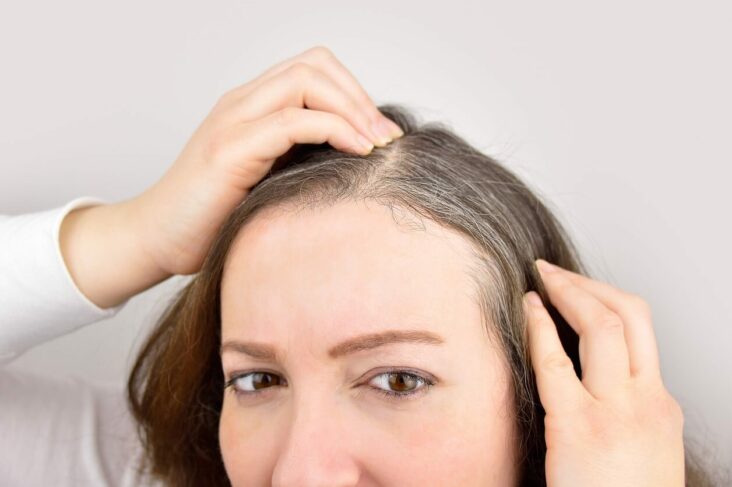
[59,199,172,309]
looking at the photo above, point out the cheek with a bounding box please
[340,360,517,486]
[219,397,278,485]
[381,388,516,485]
[217,383,518,487]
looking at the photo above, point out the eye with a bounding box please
[225,370,286,397]
[224,368,437,403]
[366,369,435,401]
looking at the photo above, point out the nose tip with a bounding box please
[271,440,361,487]
[274,471,359,487]
[271,456,360,487]
[270,403,361,487]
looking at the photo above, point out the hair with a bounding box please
[127,104,720,486]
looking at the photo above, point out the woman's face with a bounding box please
[219,199,518,486]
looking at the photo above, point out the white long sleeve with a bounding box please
[0,196,127,365]
[0,197,160,486]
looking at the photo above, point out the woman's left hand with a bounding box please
[60,46,402,310]
[524,259,686,487]
[125,47,397,278]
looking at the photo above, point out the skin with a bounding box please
[525,262,685,486]
[218,199,519,486]
[57,45,686,485]
[59,45,400,309]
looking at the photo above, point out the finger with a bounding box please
[206,107,374,189]
[535,260,631,399]
[538,260,661,382]
[524,291,590,415]
[217,62,391,150]
[221,46,402,143]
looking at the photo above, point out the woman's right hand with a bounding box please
[61,45,404,308]
[524,260,685,487]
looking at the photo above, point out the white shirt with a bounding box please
[0,197,160,486]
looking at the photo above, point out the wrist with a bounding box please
[59,199,172,309]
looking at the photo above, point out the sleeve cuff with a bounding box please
[0,197,129,365]
[52,196,129,316]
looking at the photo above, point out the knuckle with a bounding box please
[552,276,575,296]
[347,97,363,117]
[580,410,618,443]
[672,401,684,425]
[655,398,685,436]
[306,45,336,62]
[674,402,685,428]
[639,386,685,434]
[287,62,316,83]
[274,106,300,127]
[210,91,236,114]
[204,130,228,161]
[596,312,624,332]
[660,395,685,425]
[217,88,238,105]
[541,351,574,372]
[627,293,653,318]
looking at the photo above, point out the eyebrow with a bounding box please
[220,329,445,361]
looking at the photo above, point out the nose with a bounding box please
[271,395,361,487]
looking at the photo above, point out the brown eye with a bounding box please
[369,370,432,398]
[388,373,419,392]
[229,371,285,394]
[250,372,281,390]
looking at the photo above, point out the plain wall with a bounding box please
[1,0,729,472]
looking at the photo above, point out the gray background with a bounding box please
[1,0,729,471]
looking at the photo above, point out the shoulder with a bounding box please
[0,367,158,486]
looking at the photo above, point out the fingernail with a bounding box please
[370,118,393,147]
[354,133,374,154]
[526,291,543,307]
[536,259,558,273]
[385,118,404,138]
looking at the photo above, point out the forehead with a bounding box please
[220,199,484,347]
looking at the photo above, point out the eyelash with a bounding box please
[224,368,435,403]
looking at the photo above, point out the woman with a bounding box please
[0,46,713,486]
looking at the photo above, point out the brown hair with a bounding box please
[127,104,719,486]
